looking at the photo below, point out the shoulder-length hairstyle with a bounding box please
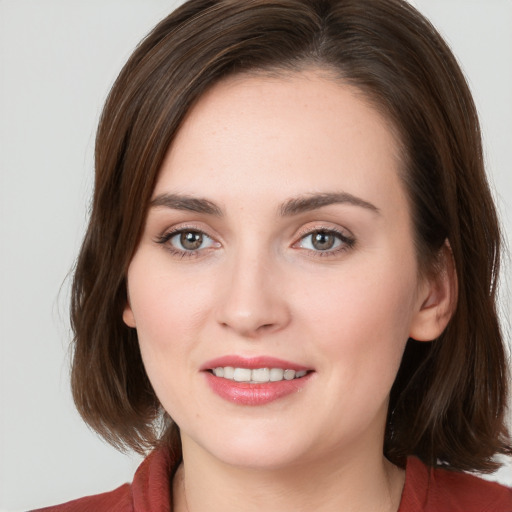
[71,0,511,472]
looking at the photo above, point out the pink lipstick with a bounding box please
[201,356,313,405]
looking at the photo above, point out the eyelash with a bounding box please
[294,226,356,257]
[154,226,218,259]
[154,226,356,259]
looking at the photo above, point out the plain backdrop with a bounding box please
[1,1,511,510]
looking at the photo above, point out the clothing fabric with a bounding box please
[33,449,512,512]
[398,457,512,512]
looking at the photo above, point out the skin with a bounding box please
[123,70,454,512]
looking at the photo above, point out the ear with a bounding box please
[409,241,458,342]
[123,303,136,328]
[123,289,137,328]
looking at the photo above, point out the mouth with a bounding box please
[209,367,309,383]
[202,356,314,405]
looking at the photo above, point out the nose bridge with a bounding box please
[215,240,290,337]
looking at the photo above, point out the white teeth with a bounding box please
[283,369,295,380]
[252,368,270,383]
[223,366,235,379]
[269,368,284,381]
[211,367,308,383]
[233,368,252,382]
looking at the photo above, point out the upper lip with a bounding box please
[201,355,311,372]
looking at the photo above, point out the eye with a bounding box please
[296,229,355,254]
[175,231,208,251]
[156,228,219,256]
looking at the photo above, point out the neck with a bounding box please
[172,436,405,512]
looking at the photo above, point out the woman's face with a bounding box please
[123,70,434,469]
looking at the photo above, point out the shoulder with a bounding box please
[31,448,176,512]
[399,456,512,512]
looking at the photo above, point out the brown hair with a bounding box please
[71,0,511,472]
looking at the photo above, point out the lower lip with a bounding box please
[204,371,313,405]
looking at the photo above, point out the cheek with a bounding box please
[296,259,418,379]
[128,259,209,339]
[125,257,212,387]
[126,261,211,419]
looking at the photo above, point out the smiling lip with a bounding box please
[202,356,313,406]
[201,355,310,372]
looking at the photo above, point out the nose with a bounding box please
[214,250,291,338]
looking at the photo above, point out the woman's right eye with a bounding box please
[156,229,219,256]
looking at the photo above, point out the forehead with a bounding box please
[155,70,406,215]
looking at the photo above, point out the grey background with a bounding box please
[1,1,511,510]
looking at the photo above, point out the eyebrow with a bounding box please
[150,193,223,216]
[149,191,380,217]
[280,192,380,216]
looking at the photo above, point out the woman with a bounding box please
[35,0,511,510]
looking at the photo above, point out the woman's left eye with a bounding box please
[156,229,218,255]
[296,229,354,253]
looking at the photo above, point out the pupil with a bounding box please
[180,231,202,250]
[313,231,334,250]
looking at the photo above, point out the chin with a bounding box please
[213,446,306,471]
[183,426,315,470]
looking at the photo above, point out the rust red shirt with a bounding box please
[33,449,512,511]
[398,457,512,511]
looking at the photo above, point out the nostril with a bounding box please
[214,283,292,336]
